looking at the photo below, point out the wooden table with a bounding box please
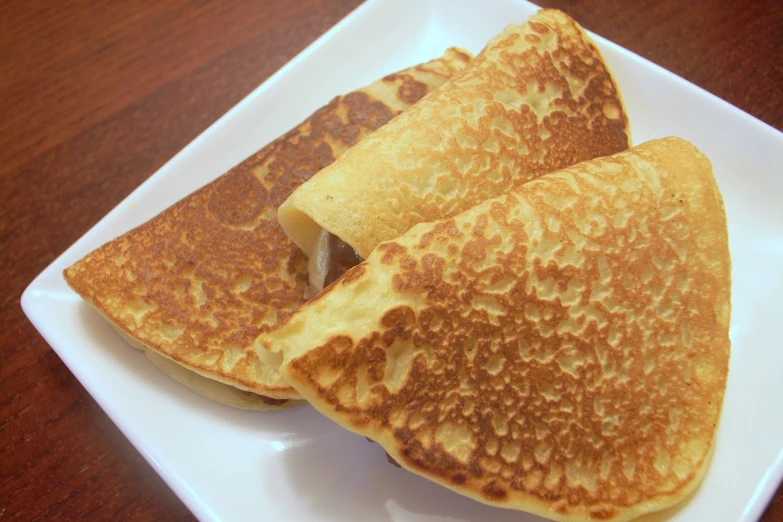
[2,1,781,520]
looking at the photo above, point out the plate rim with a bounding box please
[21,0,783,520]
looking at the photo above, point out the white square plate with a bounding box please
[22,0,783,520]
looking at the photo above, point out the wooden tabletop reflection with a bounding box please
[1,1,781,520]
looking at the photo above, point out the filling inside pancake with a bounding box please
[110,321,292,409]
[145,349,293,409]
[306,229,363,298]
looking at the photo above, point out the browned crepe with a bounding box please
[63,48,472,409]
[278,9,631,269]
[259,138,731,520]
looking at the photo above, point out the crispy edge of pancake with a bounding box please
[63,47,474,405]
[260,137,731,521]
[277,9,631,261]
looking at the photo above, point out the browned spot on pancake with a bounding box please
[391,253,447,294]
[268,92,404,205]
[529,21,549,34]
[482,480,508,500]
[417,220,462,250]
[268,138,336,207]
[318,97,362,147]
[384,73,429,105]
[590,506,619,520]
[452,472,467,485]
[379,242,408,265]
[380,306,416,346]
[207,169,268,225]
[340,264,367,284]
[398,80,428,104]
[344,92,396,133]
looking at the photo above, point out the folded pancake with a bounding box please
[278,9,630,295]
[258,137,731,520]
[63,48,472,410]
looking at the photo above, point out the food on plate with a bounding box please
[258,137,731,521]
[62,48,472,410]
[110,322,294,409]
[277,9,631,297]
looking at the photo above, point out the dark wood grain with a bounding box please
[1,1,780,520]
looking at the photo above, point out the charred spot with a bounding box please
[386,73,429,105]
[451,472,467,485]
[344,92,397,132]
[312,96,360,146]
[240,141,279,171]
[207,170,267,225]
[307,96,340,132]
[268,139,336,206]
[481,480,508,500]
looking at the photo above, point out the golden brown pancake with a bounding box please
[259,138,731,520]
[63,48,472,409]
[278,8,631,283]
